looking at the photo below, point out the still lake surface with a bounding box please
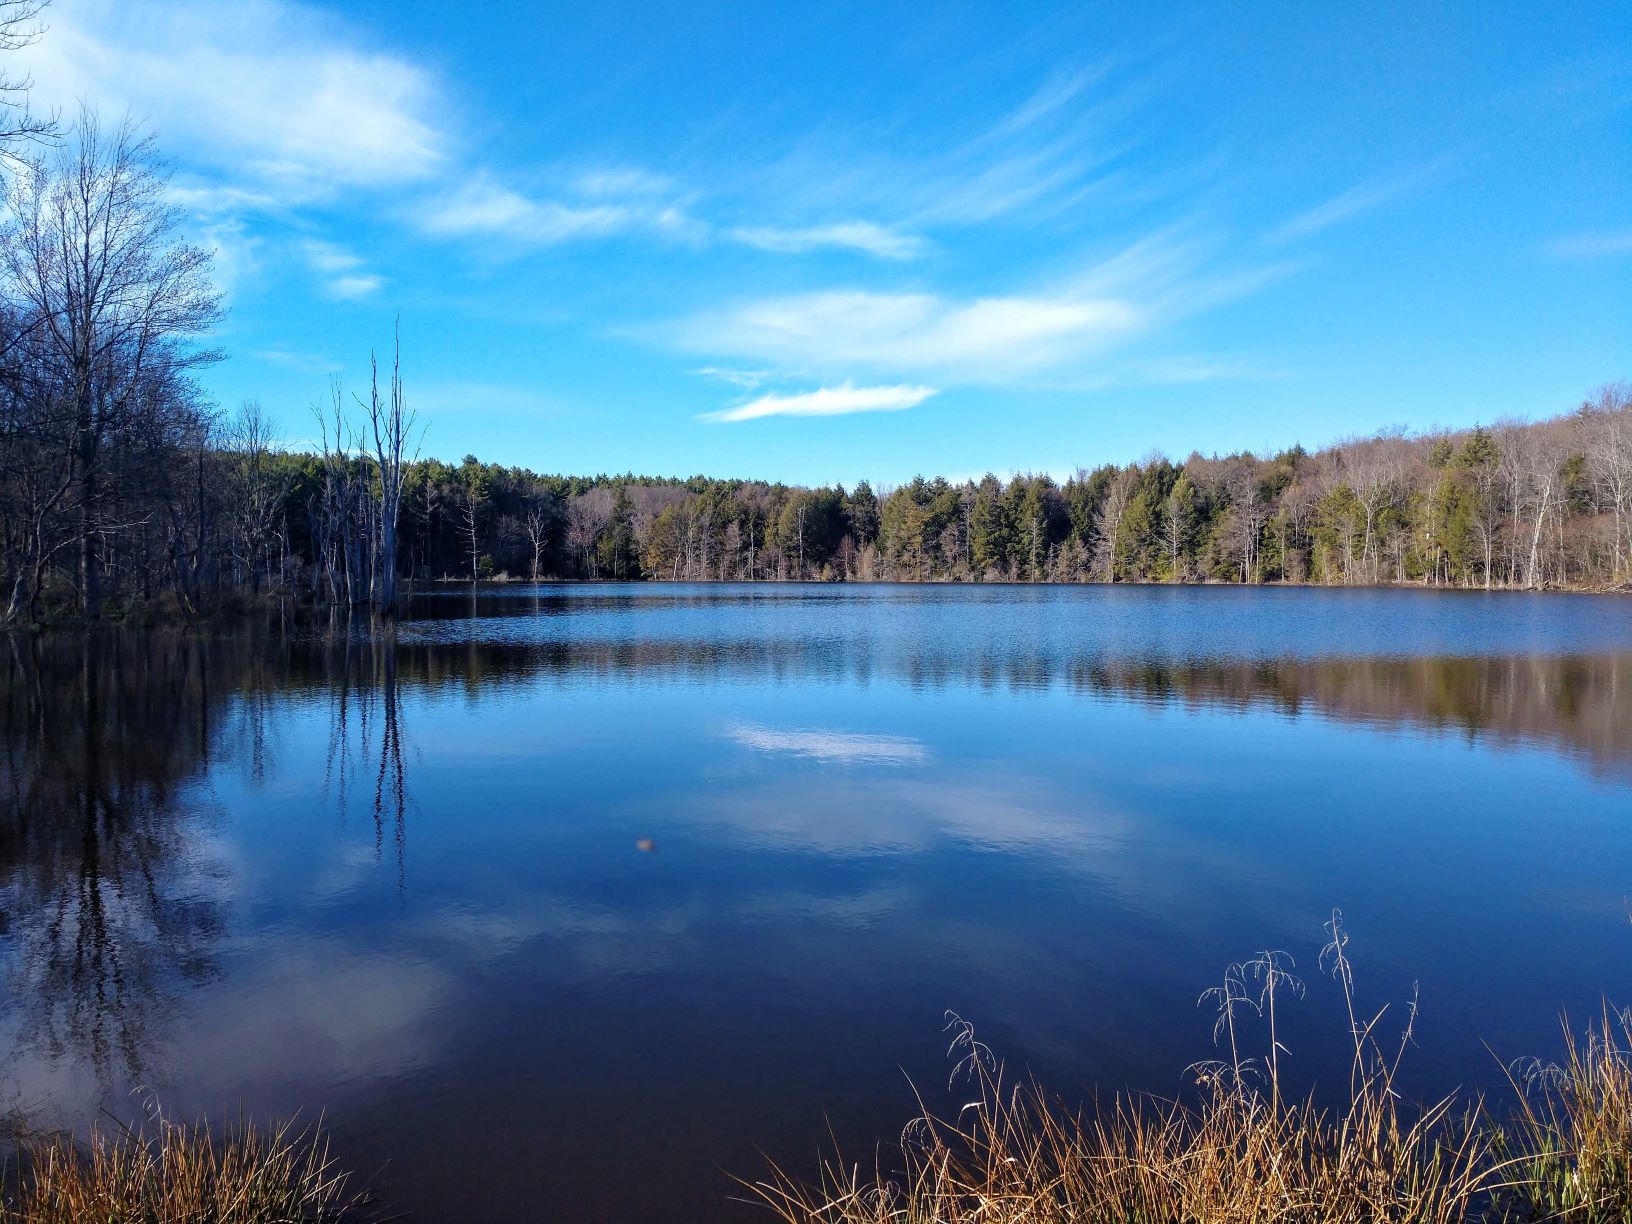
[3,584,1631,1222]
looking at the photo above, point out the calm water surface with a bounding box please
[3,585,1631,1222]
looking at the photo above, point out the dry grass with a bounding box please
[1492,1006,1632,1222]
[747,911,1632,1224]
[0,1111,363,1224]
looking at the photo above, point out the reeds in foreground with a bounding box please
[747,910,1632,1223]
[1493,1005,1632,1222]
[0,1111,361,1224]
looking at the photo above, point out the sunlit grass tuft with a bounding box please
[746,910,1632,1224]
[1,1110,363,1224]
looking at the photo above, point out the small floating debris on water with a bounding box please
[635,838,655,853]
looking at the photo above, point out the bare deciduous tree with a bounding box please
[0,1,57,157]
[2,109,221,617]
[364,325,416,616]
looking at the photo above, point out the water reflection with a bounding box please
[726,723,930,765]
[0,627,1622,1042]
[319,634,410,880]
[2,623,1626,1082]
[0,630,413,1090]
[0,589,1627,1224]
[382,636,1632,779]
[0,635,229,1085]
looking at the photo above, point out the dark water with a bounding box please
[2,584,1630,1222]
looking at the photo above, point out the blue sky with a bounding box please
[22,0,1630,484]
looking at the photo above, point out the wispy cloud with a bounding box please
[252,347,341,375]
[693,366,778,389]
[701,381,937,423]
[1129,353,1293,384]
[22,0,445,201]
[1544,229,1632,259]
[727,220,928,260]
[197,216,261,300]
[661,229,1286,385]
[671,286,1140,383]
[327,274,384,300]
[725,723,929,764]
[733,62,1151,234]
[301,239,382,299]
[572,166,674,198]
[679,290,1139,381]
[414,174,701,249]
[1272,159,1451,243]
[302,240,363,275]
[167,181,284,216]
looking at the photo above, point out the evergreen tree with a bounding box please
[598,487,638,579]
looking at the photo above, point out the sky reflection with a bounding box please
[2,587,1629,1224]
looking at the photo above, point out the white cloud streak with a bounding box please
[733,62,1147,233]
[663,230,1287,385]
[700,381,937,423]
[326,274,384,300]
[1273,159,1451,243]
[300,239,382,299]
[414,175,702,249]
[674,288,1140,382]
[693,366,778,389]
[727,220,928,260]
[252,347,341,375]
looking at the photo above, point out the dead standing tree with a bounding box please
[363,325,416,617]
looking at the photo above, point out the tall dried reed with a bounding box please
[747,910,1631,1224]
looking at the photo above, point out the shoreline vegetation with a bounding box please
[6,383,1632,629]
[3,916,1626,1223]
[0,1112,363,1224]
[749,912,1632,1224]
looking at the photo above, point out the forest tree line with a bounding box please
[7,358,1629,623]
[0,76,1628,620]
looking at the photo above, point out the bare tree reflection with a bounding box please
[0,634,228,1085]
[317,624,411,886]
[0,627,416,1093]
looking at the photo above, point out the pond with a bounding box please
[2,584,1630,1222]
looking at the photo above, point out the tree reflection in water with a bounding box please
[0,614,1624,1119]
[0,627,412,1092]
[321,629,410,885]
[0,634,229,1086]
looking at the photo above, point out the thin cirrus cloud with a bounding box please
[693,367,778,389]
[726,220,928,260]
[735,65,1150,234]
[414,176,701,248]
[1271,158,1452,244]
[419,179,922,262]
[700,381,938,423]
[326,274,385,301]
[1544,230,1632,259]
